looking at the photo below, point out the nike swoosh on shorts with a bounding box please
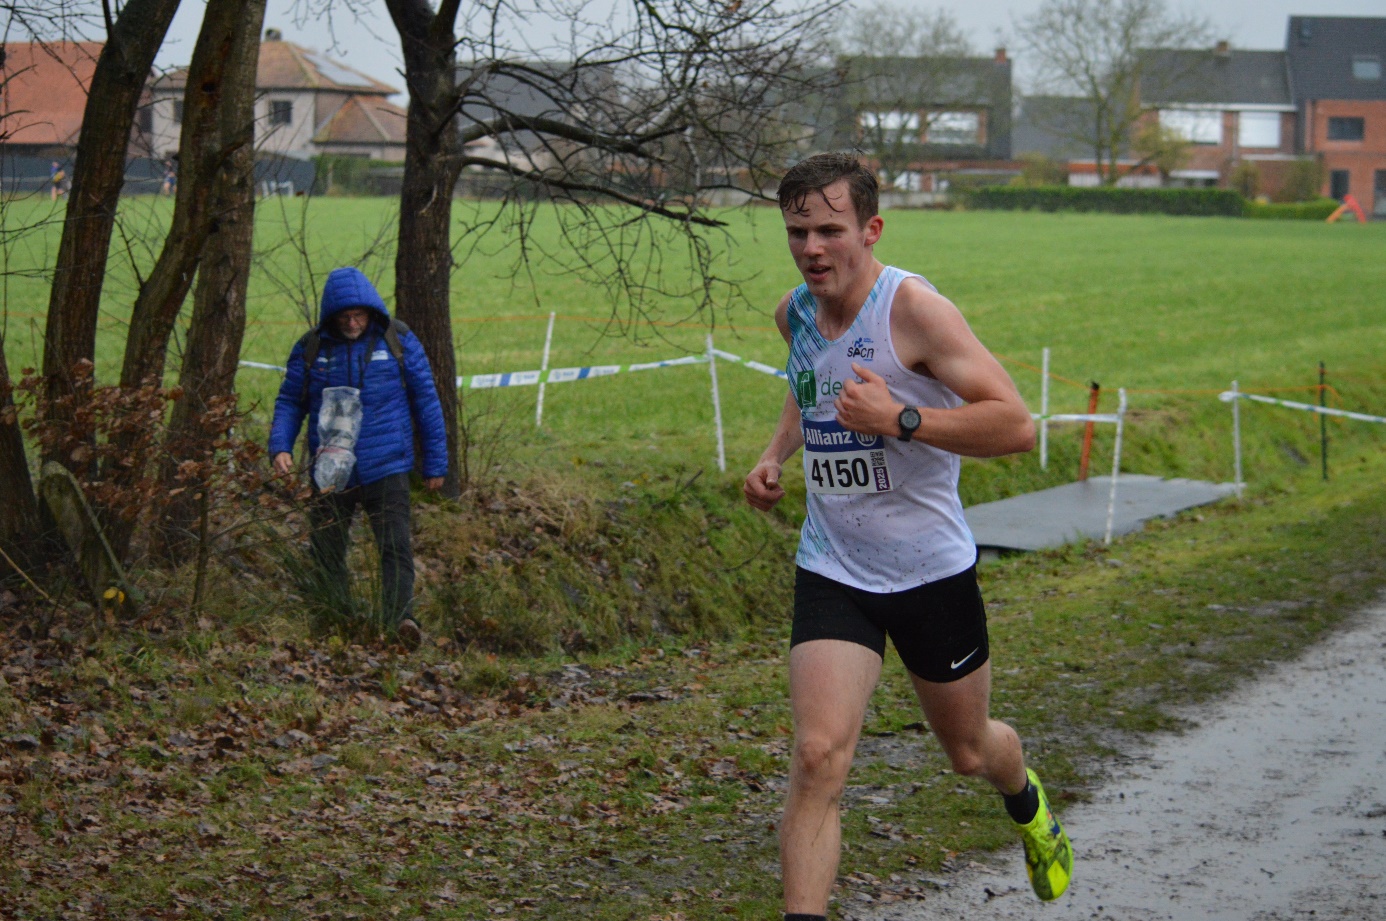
[951,648,979,670]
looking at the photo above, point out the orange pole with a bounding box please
[1078,381,1101,481]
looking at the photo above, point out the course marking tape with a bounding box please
[242,350,791,387]
[1219,391,1386,425]
[628,355,708,372]
[1033,412,1122,424]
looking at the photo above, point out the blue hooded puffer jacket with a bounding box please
[268,267,448,487]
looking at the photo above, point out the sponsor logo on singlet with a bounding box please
[846,337,875,360]
[793,370,816,409]
[802,419,879,451]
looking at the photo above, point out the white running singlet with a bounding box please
[787,265,976,592]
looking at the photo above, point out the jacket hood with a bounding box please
[318,267,390,331]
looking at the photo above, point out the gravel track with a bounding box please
[848,599,1386,921]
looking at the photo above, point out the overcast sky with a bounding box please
[154,0,1386,99]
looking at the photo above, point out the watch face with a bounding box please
[900,407,921,429]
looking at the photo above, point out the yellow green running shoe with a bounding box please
[1014,768,1072,901]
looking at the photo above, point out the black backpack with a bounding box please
[297,317,411,408]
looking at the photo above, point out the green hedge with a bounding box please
[962,185,1247,217]
[1244,198,1340,221]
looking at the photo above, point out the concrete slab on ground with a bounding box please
[965,475,1238,553]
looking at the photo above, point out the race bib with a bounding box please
[802,418,893,495]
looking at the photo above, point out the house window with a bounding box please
[135,105,153,135]
[1238,112,1280,148]
[860,111,920,145]
[1330,170,1350,200]
[172,100,184,124]
[1160,109,1221,145]
[1353,56,1381,80]
[928,111,981,145]
[1327,117,1365,142]
[269,100,293,126]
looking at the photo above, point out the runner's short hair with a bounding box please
[778,153,878,226]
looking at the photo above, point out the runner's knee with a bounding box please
[793,734,853,789]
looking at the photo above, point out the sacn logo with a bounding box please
[846,337,875,360]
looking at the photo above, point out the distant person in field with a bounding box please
[50,161,66,201]
[268,267,448,650]
[161,159,177,197]
[742,152,1072,919]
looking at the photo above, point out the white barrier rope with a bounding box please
[240,349,792,387]
[1218,390,1386,425]
[1221,384,1386,496]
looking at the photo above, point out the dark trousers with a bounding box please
[308,472,414,624]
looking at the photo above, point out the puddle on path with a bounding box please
[849,601,1386,921]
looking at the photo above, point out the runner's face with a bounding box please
[783,180,882,306]
[336,308,370,341]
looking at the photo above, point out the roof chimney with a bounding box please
[994,47,1008,64]
[264,28,282,41]
[1214,40,1230,57]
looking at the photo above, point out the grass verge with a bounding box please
[2,448,1384,919]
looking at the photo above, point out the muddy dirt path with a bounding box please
[850,599,1386,921]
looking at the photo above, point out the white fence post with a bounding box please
[1231,379,1243,499]
[535,311,556,428]
[1103,388,1127,546]
[1039,346,1050,469]
[707,333,726,473]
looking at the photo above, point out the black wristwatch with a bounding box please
[897,405,921,442]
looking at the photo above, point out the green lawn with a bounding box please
[6,198,1382,496]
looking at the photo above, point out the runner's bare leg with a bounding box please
[911,662,1027,796]
[782,639,883,914]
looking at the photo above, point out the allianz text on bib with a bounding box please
[801,418,893,495]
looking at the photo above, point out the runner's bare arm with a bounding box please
[834,279,1034,458]
[744,294,805,511]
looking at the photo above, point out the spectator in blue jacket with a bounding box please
[268,267,448,648]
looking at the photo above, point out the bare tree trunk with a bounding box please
[119,0,259,393]
[386,0,465,498]
[156,0,267,560]
[41,0,183,472]
[0,341,40,564]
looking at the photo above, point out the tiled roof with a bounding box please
[1287,16,1386,102]
[259,39,397,95]
[0,42,103,146]
[1011,95,1115,159]
[1140,49,1292,106]
[839,55,1012,107]
[155,38,398,96]
[313,95,407,146]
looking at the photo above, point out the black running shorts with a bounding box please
[792,564,990,683]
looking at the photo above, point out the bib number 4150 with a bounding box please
[804,448,892,495]
[811,456,868,490]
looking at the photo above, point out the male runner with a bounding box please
[743,153,1072,920]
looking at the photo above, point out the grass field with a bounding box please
[3,198,1386,918]
[5,197,1384,499]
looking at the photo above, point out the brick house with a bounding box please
[820,49,1014,193]
[1138,44,1298,195]
[1287,16,1386,216]
[0,42,106,157]
[148,29,407,163]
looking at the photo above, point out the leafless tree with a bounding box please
[1,1,181,562]
[157,0,269,558]
[118,0,268,394]
[365,0,839,497]
[1015,0,1211,185]
[38,0,183,469]
[831,3,977,189]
